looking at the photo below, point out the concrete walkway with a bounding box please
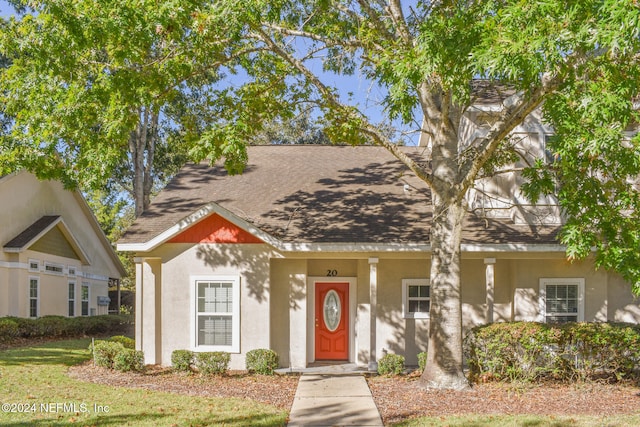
[287,374,384,427]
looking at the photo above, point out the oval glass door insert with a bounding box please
[323,290,341,332]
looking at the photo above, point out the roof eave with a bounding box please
[117,203,282,253]
[3,217,93,265]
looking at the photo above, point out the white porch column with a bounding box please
[289,271,307,369]
[368,257,379,372]
[135,257,161,365]
[485,258,496,323]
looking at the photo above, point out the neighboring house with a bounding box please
[0,171,126,319]
[118,143,640,369]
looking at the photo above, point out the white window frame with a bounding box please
[81,283,90,316]
[44,262,64,275]
[68,281,76,317]
[539,278,585,323]
[191,275,240,353]
[29,276,39,318]
[402,279,430,319]
[68,266,77,277]
[28,259,40,272]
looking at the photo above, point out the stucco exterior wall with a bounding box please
[134,240,639,370]
[0,172,122,318]
[608,274,640,322]
[141,243,272,369]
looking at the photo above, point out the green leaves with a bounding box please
[0,0,233,214]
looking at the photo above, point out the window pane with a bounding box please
[82,302,89,316]
[30,300,37,318]
[418,300,430,313]
[198,315,232,346]
[419,286,430,298]
[557,285,567,299]
[198,282,232,313]
[68,283,75,299]
[68,301,75,317]
[408,286,419,298]
[546,285,557,299]
[409,300,430,313]
[545,283,580,320]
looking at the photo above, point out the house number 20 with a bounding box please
[326,269,338,277]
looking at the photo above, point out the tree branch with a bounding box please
[457,79,558,195]
[252,26,435,188]
[387,0,413,45]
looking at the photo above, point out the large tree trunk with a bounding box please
[421,195,469,389]
[130,106,157,217]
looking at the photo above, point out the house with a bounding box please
[117,142,640,370]
[0,171,126,318]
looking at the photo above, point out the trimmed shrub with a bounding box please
[465,321,640,383]
[194,352,230,375]
[37,316,68,337]
[246,349,279,375]
[0,314,133,343]
[114,348,145,372]
[378,353,405,376]
[109,335,135,349]
[171,350,194,372]
[417,351,428,373]
[91,340,125,369]
[0,318,20,342]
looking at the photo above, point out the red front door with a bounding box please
[315,282,349,360]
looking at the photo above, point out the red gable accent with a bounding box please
[168,214,263,244]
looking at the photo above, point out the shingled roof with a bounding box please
[120,145,559,249]
[4,216,61,250]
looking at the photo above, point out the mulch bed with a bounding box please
[368,373,640,424]
[68,362,299,410]
[67,362,640,425]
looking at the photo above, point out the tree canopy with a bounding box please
[0,0,229,215]
[1,0,639,390]
[182,0,640,388]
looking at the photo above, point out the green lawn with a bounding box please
[0,339,288,426]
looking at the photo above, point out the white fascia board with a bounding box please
[277,242,431,253]
[57,218,93,265]
[4,217,92,265]
[461,243,566,252]
[2,217,61,253]
[117,203,281,252]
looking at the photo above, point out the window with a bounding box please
[402,279,430,319]
[68,282,76,317]
[28,259,39,272]
[540,278,584,323]
[193,277,240,352]
[81,284,89,316]
[29,277,39,318]
[68,266,76,277]
[44,262,64,275]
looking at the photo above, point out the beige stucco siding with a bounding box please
[144,243,272,369]
[608,274,640,322]
[0,172,123,319]
[375,259,429,366]
[134,240,639,370]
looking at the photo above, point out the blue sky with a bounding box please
[0,0,419,145]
